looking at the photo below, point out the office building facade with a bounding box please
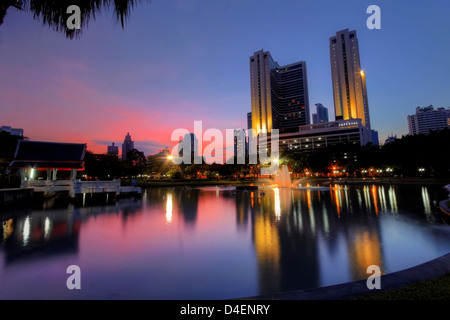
[330,29,371,131]
[312,103,329,124]
[233,129,247,160]
[178,133,201,164]
[247,112,252,130]
[277,119,372,154]
[407,105,450,135]
[107,142,119,156]
[250,49,310,135]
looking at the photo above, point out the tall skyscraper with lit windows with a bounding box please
[250,49,310,135]
[330,29,371,130]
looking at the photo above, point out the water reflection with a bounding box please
[176,188,199,226]
[166,193,173,224]
[1,211,80,265]
[274,188,281,221]
[0,198,142,266]
[0,184,448,299]
[253,210,281,294]
[239,184,448,294]
[388,186,398,215]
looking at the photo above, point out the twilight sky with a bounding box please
[1,0,449,155]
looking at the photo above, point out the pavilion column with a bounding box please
[47,168,51,181]
[19,168,26,188]
[52,168,58,180]
[70,168,77,181]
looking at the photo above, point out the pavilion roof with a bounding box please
[9,140,86,169]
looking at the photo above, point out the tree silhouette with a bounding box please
[0,0,150,38]
[126,148,147,177]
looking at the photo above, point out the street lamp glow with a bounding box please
[360,70,365,76]
[167,155,173,161]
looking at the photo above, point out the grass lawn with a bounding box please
[350,273,450,300]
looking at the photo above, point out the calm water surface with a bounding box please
[0,184,449,299]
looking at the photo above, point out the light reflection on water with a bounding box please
[0,184,449,299]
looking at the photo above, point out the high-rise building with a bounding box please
[247,112,252,130]
[107,142,119,156]
[330,29,371,131]
[371,130,379,146]
[233,129,246,160]
[407,105,450,135]
[250,49,310,135]
[178,133,200,164]
[312,103,329,124]
[122,132,134,160]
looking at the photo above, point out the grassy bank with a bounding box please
[350,273,450,300]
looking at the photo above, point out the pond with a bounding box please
[0,184,449,299]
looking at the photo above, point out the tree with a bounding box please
[0,131,25,187]
[183,164,199,178]
[126,148,147,177]
[84,151,125,179]
[0,0,150,39]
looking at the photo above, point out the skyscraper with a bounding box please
[234,129,246,160]
[122,132,134,160]
[178,133,200,164]
[407,105,450,135]
[247,112,252,130]
[330,29,371,130]
[312,103,329,124]
[250,49,310,134]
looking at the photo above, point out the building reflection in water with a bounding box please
[371,185,379,215]
[1,210,81,265]
[274,188,281,221]
[241,183,399,295]
[166,193,173,224]
[364,185,371,211]
[1,184,445,298]
[421,186,434,222]
[347,230,383,280]
[176,188,199,227]
[0,197,143,266]
[249,188,320,294]
[253,210,281,294]
[388,186,398,215]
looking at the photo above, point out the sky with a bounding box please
[1,0,449,156]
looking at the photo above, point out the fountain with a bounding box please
[274,165,291,188]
